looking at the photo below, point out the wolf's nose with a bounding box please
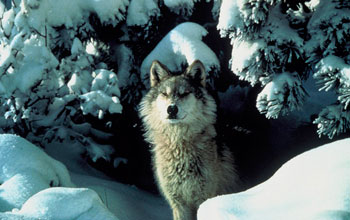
[167,105,178,118]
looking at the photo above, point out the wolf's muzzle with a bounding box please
[167,104,178,119]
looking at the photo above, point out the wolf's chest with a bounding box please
[153,143,219,204]
[153,141,216,185]
[155,145,202,175]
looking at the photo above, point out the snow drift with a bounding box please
[198,138,350,220]
[0,134,117,219]
[0,133,172,220]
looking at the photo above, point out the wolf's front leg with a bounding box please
[172,204,196,220]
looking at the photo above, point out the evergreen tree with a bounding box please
[218,0,350,138]
[306,0,350,138]
[0,0,127,162]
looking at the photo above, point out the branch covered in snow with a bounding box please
[218,0,275,38]
[313,105,350,139]
[257,72,307,119]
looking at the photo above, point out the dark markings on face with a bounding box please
[157,76,196,100]
[146,73,206,105]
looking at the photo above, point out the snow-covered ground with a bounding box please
[2,134,350,220]
[198,138,350,220]
[0,134,172,220]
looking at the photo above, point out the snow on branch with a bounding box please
[218,0,274,38]
[303,0,350,138]
[220,1,305,87]
[164,0,196,16]
[257,72,307,119]
[141,22,220,88]
[314,55,350,91]
[230,38,266,86]
[314,104,350,139]
[21,0,128,30]
[126,0,160,27]
[306,0,350,66]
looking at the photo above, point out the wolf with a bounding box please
[139,60,239,220]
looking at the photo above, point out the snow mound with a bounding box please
[0,134,118,219]
[18,187,118,220]
[141,22,219,88]
[0,134,74,211]
[198,138,350,220]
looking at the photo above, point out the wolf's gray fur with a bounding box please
[139,60,239,220]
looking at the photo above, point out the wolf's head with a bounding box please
[140,60,216,129]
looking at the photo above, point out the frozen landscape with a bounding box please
[1,0,350,219]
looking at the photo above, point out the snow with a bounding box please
[257,72,307,119]
[80,90,122,117]
[0,2,4,18]
[2,133,348,220]
[92,69,121,97]
[198,138,350,220]
[0,134,74,212]
[1,9,14,37]
[164,0,195,16]
[141,22,220,88]
[0,36,59,95]
[114,44,134,89]
[230,38,264,85]
[126,0,159,27]
[0,43,14,75]
[67,71,92,94]
[262,4,304,46]
[314,105,350,139]
[18,187,118,220]
[315,55,350,89]
[0,133,172,220]
[20,0,128,30]
[306,0,350,57]
[217,0,243,37]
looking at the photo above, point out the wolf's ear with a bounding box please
[185,60,206,87]
[150,60,170,87]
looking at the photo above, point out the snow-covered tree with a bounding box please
[217,0,350,138]
[306,0,350,138]
[218,0,308,119]
[0,0,126,162]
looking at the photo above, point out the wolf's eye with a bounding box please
[161,92,168,97]
[179,91,190,98]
